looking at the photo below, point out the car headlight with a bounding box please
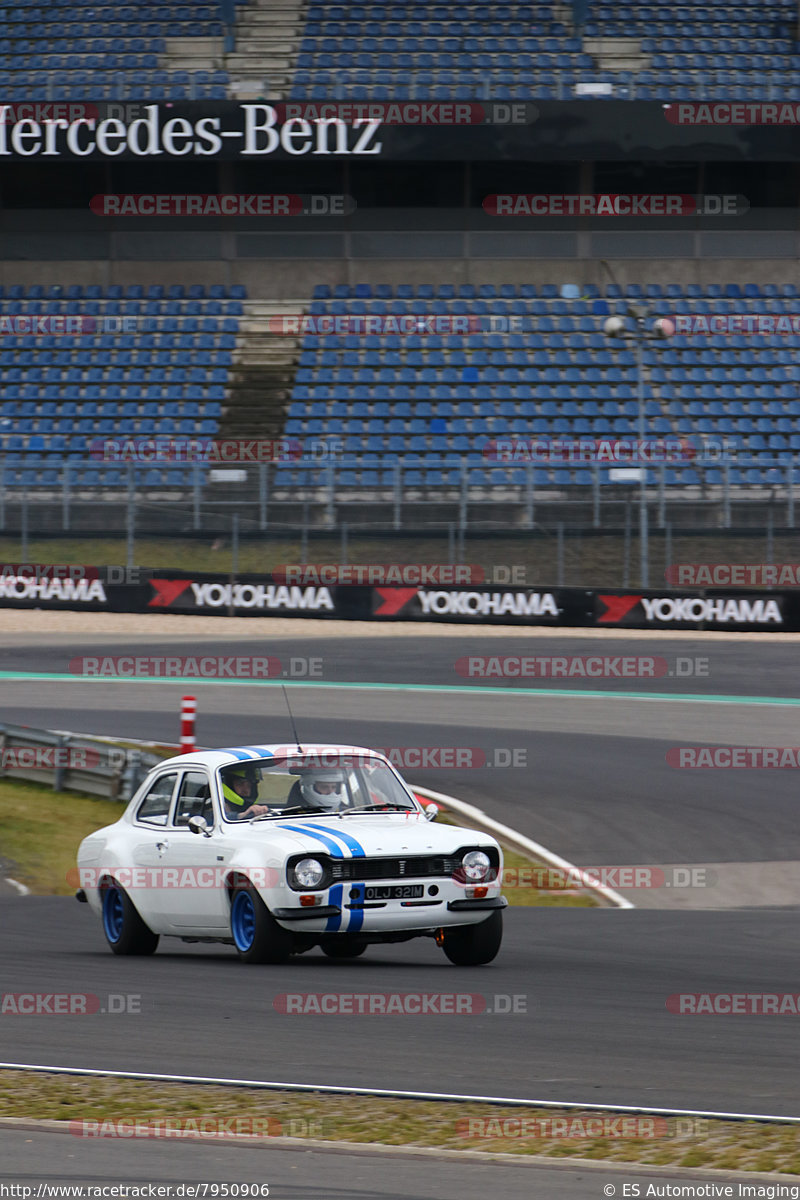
[292,858,325,889]
[462,850,491,881]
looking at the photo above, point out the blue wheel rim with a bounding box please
[102,886,125,943]
[231,891,256,951]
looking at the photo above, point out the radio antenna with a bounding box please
[282,684,303,754]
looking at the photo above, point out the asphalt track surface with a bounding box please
[0,1127,762,1200]
[4,897,800,1116]
[2,627,800,1197]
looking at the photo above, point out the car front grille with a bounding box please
[330,854,463,882]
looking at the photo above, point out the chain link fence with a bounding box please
[0,456,798,589]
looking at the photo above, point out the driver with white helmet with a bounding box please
[293,768,347,812]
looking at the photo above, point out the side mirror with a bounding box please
[423,803,439,822]
[188,815,212,837]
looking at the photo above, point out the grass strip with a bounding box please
[0,1072,797,1173]
[0,778,122,894]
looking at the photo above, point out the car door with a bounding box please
[126,770,181,931]
[158,769,230,931]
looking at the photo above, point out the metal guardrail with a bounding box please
[0,723,163,800]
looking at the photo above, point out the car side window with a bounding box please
[136,773,179,827]
[174,771,213,828]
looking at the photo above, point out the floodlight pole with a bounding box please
[603,309,652,588]
[634,322,649,588]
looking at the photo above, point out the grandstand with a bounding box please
[288,1,800,102]
[280,282,800,492]
[0,285,242,488]
[3,277,798,499]
[0,0,797,541]
[0,1,245,100]
[4,1,799,102]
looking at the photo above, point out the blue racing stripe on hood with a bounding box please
[277,824,344,857]
[302,822,365,858]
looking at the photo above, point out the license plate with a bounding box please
[363,884,424,900]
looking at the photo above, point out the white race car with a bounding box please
[76,744,506,966]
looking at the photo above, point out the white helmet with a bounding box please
[299,770,346,811]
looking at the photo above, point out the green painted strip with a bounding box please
[0,670,797,706]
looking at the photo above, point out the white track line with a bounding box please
[0,1063,797,1124]
[5,879,30,896]
[412,784,634,909]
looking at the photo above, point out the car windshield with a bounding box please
[219,754,419,822]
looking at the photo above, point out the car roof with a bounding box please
[158,744,391,771]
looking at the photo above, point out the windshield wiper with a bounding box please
[251,806,314,820]
[339,804,414,815]
[249,804,416,821]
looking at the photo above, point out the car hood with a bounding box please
[230,813,495,858]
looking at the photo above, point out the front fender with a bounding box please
[222,851,286,906]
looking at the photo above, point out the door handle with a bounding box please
[156,841,169,855]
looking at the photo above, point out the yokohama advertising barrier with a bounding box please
[0,570,360,619]
[592,589,792,631]
[370,585,796,629]
[0,570,797,630]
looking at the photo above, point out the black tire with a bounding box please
[441,910,503,966]
[101,881,159,956]
[321,937,367,959]
[230,884,294,964]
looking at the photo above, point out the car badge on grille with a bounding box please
[398,860,406,874]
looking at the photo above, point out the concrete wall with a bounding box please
[0,256,796,297]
